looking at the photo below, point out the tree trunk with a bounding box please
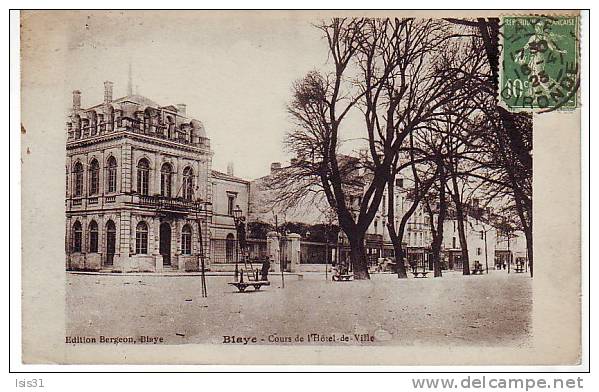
[386,173,408,278]
[388,226,408,278]
[389,239,407,278]
[434,170,447,277]
[348,235,370,279]
[433,201,446,278]
[454,201,470,275]
[430,219,443,278]
[450,176,470,275]
[425,201,439,275]
[496,107,533,277]
[513,185,533,278]
[524,225,533,277]
[432,238,443,277]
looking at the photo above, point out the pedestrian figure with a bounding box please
[261,255,271,281]
[409,259,417,274]
[339,262,348,276]
[473,260,482,273]
[331,261,341,280]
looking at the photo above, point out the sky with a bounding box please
[21,11,334,180]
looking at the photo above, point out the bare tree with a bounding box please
[445,18,534,277]
[386,133,439,278]
[473,110,533,275]
[281,18,477,279]
[387,35,490,277]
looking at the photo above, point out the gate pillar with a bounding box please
[287,233,301,273]
[266,231,281,272]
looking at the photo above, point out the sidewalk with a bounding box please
[66,270,304,278]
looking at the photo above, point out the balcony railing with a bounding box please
[365,233,384,244]
[137,194,201,213]
[117,118,210,148]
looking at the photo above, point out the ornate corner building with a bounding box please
[65,81,227,272]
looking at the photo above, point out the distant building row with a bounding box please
[65,83,527,273]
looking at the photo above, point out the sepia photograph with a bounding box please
[18,9,584,366]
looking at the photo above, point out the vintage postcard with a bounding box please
[19,10,583,365]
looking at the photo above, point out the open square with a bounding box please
[66,271,531,346]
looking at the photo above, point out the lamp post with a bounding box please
[507,232,511,274]
[232,205,244,281]
[337,230,350,272]
[193,199,211,297]
[484,229,489,274]
[337,231,343,270]
[325,213,334,280]
[305,229,311,265]
[400,240,408,276]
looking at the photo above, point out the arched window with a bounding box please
[182,167,194,201]
[135,221,148,254]
[106,156,117,193]
[89,220,98,253]
[73,162,84,197]
[88,159,100,195]
[106,220,116,266]
[72,221,82,252]
[160,163,173,198]
[226,233,235,263]
[181,224,192,255]
[137,159,150,195]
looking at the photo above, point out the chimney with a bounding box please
[270,162,281,173]
[176,104,187,117]
[104,81,114,104]
[72,90,81,111]
[227,162,234,176]
[127,62,133,95]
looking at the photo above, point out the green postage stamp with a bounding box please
[501,15,579,111]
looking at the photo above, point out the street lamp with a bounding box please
[484,229,489,274]
[399,241,408,277]
[192,198,211,297]
[337,230,349,271]
[232,205,244,281]
[233,205,243,221]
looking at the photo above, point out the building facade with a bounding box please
[65,82,221,272]
[249,162,435,266]
[209,167,250,265]
[442,216,497,271]
[495,229,528,268]
[65,84,517,274]
[367,176,433,265]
